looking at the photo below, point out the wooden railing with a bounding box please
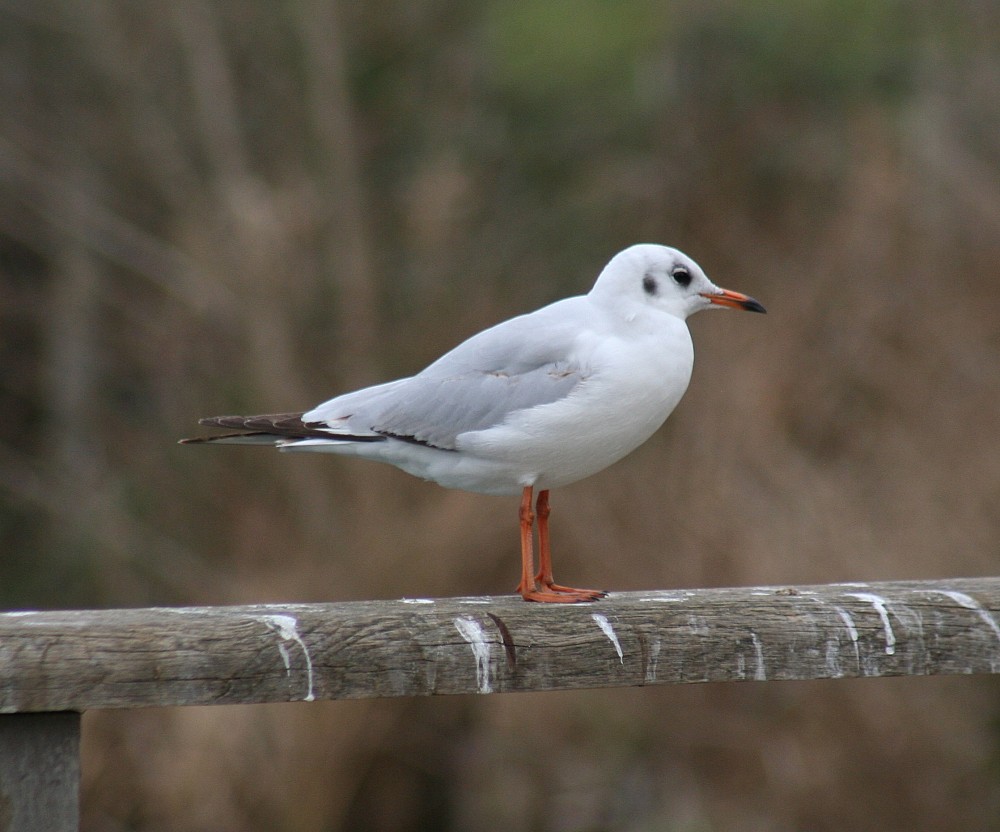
[4,576,1000,831]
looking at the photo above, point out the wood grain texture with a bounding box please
[2,578,1000,713]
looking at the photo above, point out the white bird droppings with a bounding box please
[834,606,862,669]
[937,590,1000,645]
[846,593,896,655]
[454,616,493,693]
[750,632,766,680]
[645,638,661,682]
[592,613,624,664]
[261,614,315,702]
[275,642,291,672]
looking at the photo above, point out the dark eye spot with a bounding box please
[642,274,658,295]
[672,267,692,288]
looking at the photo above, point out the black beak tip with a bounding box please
[743,298,767,314]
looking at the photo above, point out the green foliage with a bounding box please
[486,0,663,98]
[684,0,916,106]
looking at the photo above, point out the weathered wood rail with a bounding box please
[3,576,1000,830]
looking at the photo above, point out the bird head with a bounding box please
[590,244,766,320]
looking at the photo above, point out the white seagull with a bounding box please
[182,244,765,602]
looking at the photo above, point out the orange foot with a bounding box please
[516,486,608,603]
[517,581,608,603]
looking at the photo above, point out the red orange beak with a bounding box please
[700,288,766,313]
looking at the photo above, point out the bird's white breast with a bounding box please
[455,309,694,492]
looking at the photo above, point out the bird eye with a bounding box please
[642,274,658,295]
[671,267,692,288]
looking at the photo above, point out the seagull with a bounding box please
[181,244,765,602]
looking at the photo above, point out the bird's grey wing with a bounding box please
[357,363,585,448]
[301,378,410,437]
[304,298,594,448]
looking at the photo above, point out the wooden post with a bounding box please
[1,577,1000,827]
[0,712,80,832]
[2,578,1000,711]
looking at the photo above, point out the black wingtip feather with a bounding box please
[182,412,390,444]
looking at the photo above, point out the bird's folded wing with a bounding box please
[353,366,585,448]
[304,299,593,449]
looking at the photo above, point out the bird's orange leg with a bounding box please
[532,490,606,602]
[517,486,583,602]
[516,485,537,600]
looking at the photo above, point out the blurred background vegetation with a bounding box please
[2,1,1000,829]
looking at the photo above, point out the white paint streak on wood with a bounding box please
[834,606,861,670]
[260,614,315,702]
[735,652,746,680]
[750,632,766,680]
[453,616,493,693]
[275,642,291,673]
[846,593,896,655]
[645,637,661,682]
[936,590,1000,645]
[687,615,709,636]
[824,639,842,678]
[591,614,624,664]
